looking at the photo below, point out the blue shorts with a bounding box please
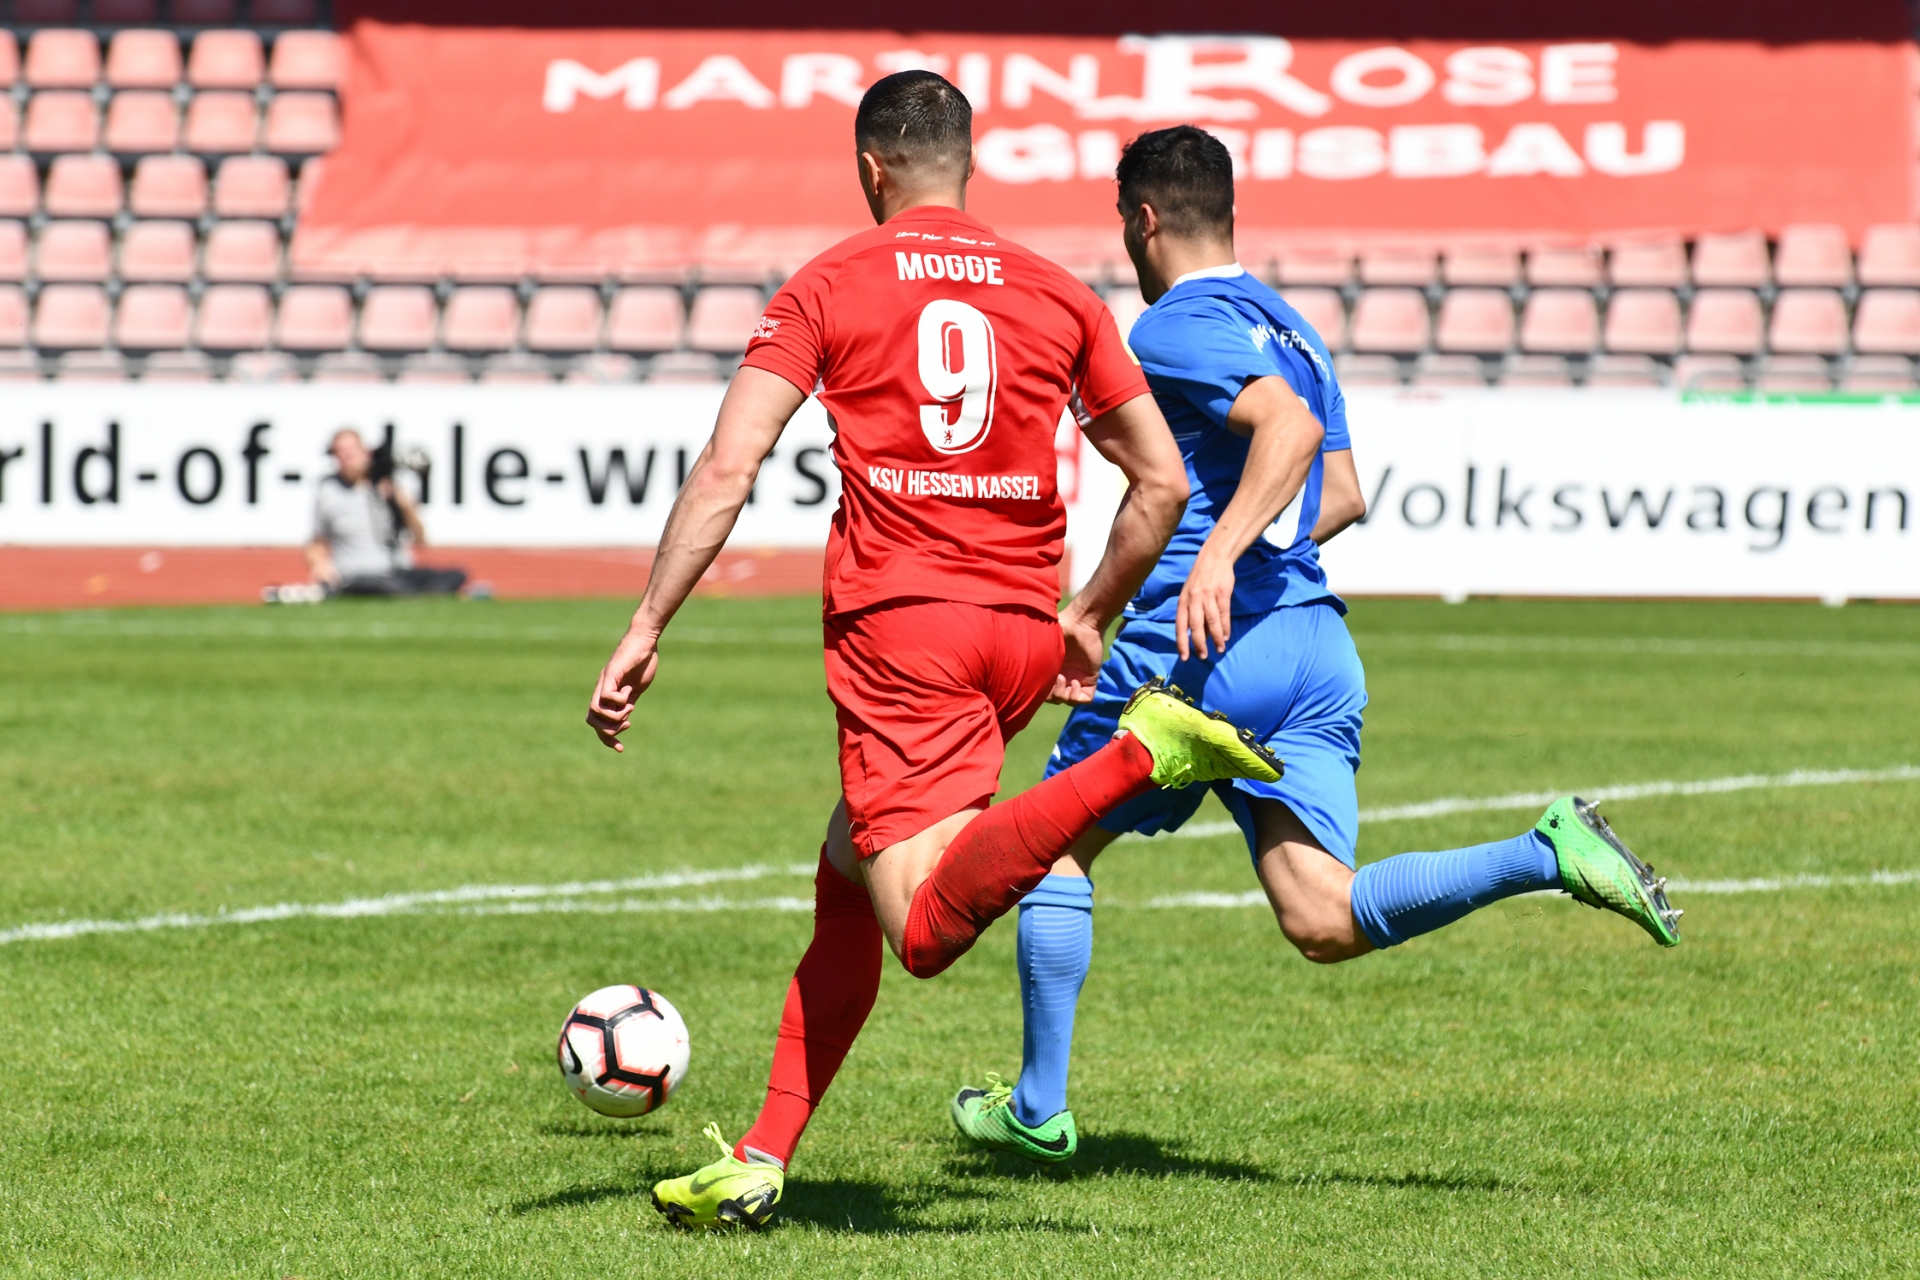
[1044,602,1367,867]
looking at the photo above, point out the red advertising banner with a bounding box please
[295,24,1915,279]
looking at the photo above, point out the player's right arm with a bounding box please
[587,367,806,751]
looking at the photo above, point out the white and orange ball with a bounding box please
[556,985,690,1117]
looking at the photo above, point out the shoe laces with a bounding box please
[980,1072,1015,1110]
[701,1121,735,1162]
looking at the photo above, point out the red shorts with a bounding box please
[825,600,1063,859]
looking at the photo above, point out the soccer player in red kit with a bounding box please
[585,70,1280,1230]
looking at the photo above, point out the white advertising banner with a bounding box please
[0,385,1914,601]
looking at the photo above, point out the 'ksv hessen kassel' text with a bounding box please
[866,466,1044,500]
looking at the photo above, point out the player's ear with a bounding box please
[965,145,977,184]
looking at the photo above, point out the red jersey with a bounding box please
[742,206,1148,619]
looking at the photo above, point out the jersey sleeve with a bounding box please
[740,263,830,395]
[1321,381,1351,452]
[1071,292,1150,423]
[1133,297,1343,437]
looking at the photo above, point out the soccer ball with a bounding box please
[556,985,690,1117]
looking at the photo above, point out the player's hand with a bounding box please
[1051,606,1107,704]
[586,628,662,752]
[1175,549,1235,661]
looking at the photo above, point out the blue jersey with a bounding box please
[1122,266,1349,621]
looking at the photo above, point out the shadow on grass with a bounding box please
[512,1182,643,1215]
[778,1177,1008,1234]
[1289,1169,1519,1194]
[944,1129,1271,1184]
[537,1119,674,1140]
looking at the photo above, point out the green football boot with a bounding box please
[1537,797,1682,947]
[1116,676,1283,789]
[950,1074,1079,1164]
[650,1122,784,1230]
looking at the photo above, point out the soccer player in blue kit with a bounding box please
[950,126,1684,1162]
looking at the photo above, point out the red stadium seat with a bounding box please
[687,286,765,352]
[645,351,725,383]
[263,92,339,156]
[1773,225,1853,287]
[1686,289,1764,354]
[565,352,641,384]
[1603,288,1683,354]
[1526,245,1603,287]
[270,32,343,91]
[212,156,290,217]
[172,0,238,22]
[186,30,263,90]
[479,352,554,384]
[17,0,80,18]
[104,90,180,156]
[1852,289,1920,354]
[256,0,321,26]
[358,285,437,352]
[24,30,99,89]
[95,0,159,19]
[1767,289,1848,355]
[1857,225,1920,286]
[184,91,258,154]
[1411,353,1486,388]
[311,351,386,381]
[229,350,299,382]
[194,284,273,350]
[0,100,16,151]
[1359,245,1436,286]
[35,221,111,282]
[525,286,604,352]
[1280,286,1345,350]
[43,155,123,218]
[0,157,40,218]
[1839,354,1916,392]
[1334,353,1402,386]
[113,283,191,349]
[0,221,24,282]
[130,155,208,217]
[1672,354,1745,391]
[1754,355,1830,392]
[142,350,216,381]
[1348,287,1430,353]
[32,283,110,348]
[396,352,472,384]
[1586,354,1666,388]
[273,285,352,350]
[441,286,520,352]
[56,351,129,381]
[0,287,30,347]
[1441,245,1519,287]
[106,30,180,88]
[119,220,198,282]
[24,90,99,154]
[1691,230,1770,287]
[608,288,686,353]
[1435,288,1513,353]
[202,220,281,282]
[1608,239,1688,288]
[1275,245,1352,286]
[1498,354,1573,387]
[1519,288,1599,353]
[0,34,17,88]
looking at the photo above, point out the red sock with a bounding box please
[734,848,881,1168]
[899,732,1154,978]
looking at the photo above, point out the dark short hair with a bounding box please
[1116,125,1234,239]
[855,70,972,173]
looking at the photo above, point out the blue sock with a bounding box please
[1349,831,1561,949]
[1011,873,1094,1128]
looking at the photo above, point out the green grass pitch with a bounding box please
[2,595,1918,1277]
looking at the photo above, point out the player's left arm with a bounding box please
[1175,375,1324,660]
[587,367,807,751]
[1310,448,1366,543]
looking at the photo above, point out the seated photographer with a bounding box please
[307,428,468,598]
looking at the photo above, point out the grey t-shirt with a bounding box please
[312,477,410,579]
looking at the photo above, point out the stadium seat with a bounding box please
[25,91,99,155]
[106,30,182,88]
[1275,245,1352,286]
[228,350,299,382]
[202,220,281,282]
[358,285,437,352]
[1348,287,1430,353]
[32,283,110,349]
[1672,354,1745,391]
[525,286,604,353]
[44,156,122,217]
[186,30,264,90]
[1608,239,1688,287]
[1773,224,1853,287]
[1359,245,1436,286]
[644,350,726,383]
[273,284,352,350]
[1753,355,1831,392]
[1434,288,1513,353]
[104,91,181,156]
[1280,286,1345,350]
[1851,289,1920,354]
[24,30,99,89]
[255,0,320,22]
[1839,354,1916,392]
[1585,354,1667,388]
[608,286,686,353]
[56,351,130,381]
[0,157,39,219]
[0,33,17,88]
[310,350,387,382]
[1105,287,1148,342]
[94,0,159,19]
[172,0,239,22]
[1691,230,1770,287]
[113,283,192,349]
[0,99,18,151]
[194,283,272,349]
[687,286,765,352]
[1519,288,1599,353]
[35,220,111,282]
[212,156,290,217]
[1441,245,1519,287]
[269,31,342,91]
[119,220,197,282]
[142,350,216,381]
[441,286,519,352]
[564,352,642,384]
[1411,353,1486,388]
[1767,289,1848,354]
[479,352,554,384]
[1685,289,1764,354]
[0,286,28,346]
[130,155,208,217]
[185,91,259,154]
[1603,288,1683,354]
[1526,245,1603,287]
[396,351,472,384]
[1857,224,1920,286]
[264,93,339,156]
[1498,354,1574,387]
[0,222,26,281]
[1333,352,1402,386]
